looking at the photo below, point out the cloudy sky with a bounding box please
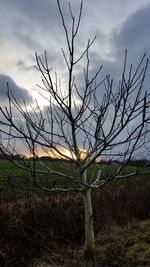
[0,0,150,157]
[0,0,150,107]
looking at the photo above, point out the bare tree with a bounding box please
[0,0,150,259]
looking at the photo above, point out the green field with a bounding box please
[0,159,149,200]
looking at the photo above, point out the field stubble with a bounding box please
[0,160,150,266]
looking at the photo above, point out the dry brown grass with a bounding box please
[0,178,150,266]
[35,219,150,267]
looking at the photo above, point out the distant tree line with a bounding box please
[0,153,149,167]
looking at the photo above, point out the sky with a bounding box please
[0,0,150,157]
[0,0,150,105]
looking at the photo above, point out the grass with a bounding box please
[0,160,35,199]
[95,219,150,267]
[0,180,149,266]
[0,159,150,266]
[0,159,149,200]
[35,219,150,267]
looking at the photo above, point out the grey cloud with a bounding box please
[109,3,150,74]
[71,3,150,106]
[0,0,79,51]
[109,4,150,89]
[1,0,150,97]
[0,1,56,52]
[0,74,33,104]
[115,5,150,53]
[89,3,150,86]
[16,60,34,72]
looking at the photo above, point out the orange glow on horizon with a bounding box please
[25,147,87,160]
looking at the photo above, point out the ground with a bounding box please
[34,219,150,267]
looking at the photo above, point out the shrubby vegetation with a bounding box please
[0,160,150,266]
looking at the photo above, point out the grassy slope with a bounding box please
[95,219,150,267]
[35,219,150,267]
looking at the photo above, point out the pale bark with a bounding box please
[83,188,95,257]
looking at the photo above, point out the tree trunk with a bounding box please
[83,188,95,260]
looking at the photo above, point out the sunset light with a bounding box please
[25,147,87,160]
